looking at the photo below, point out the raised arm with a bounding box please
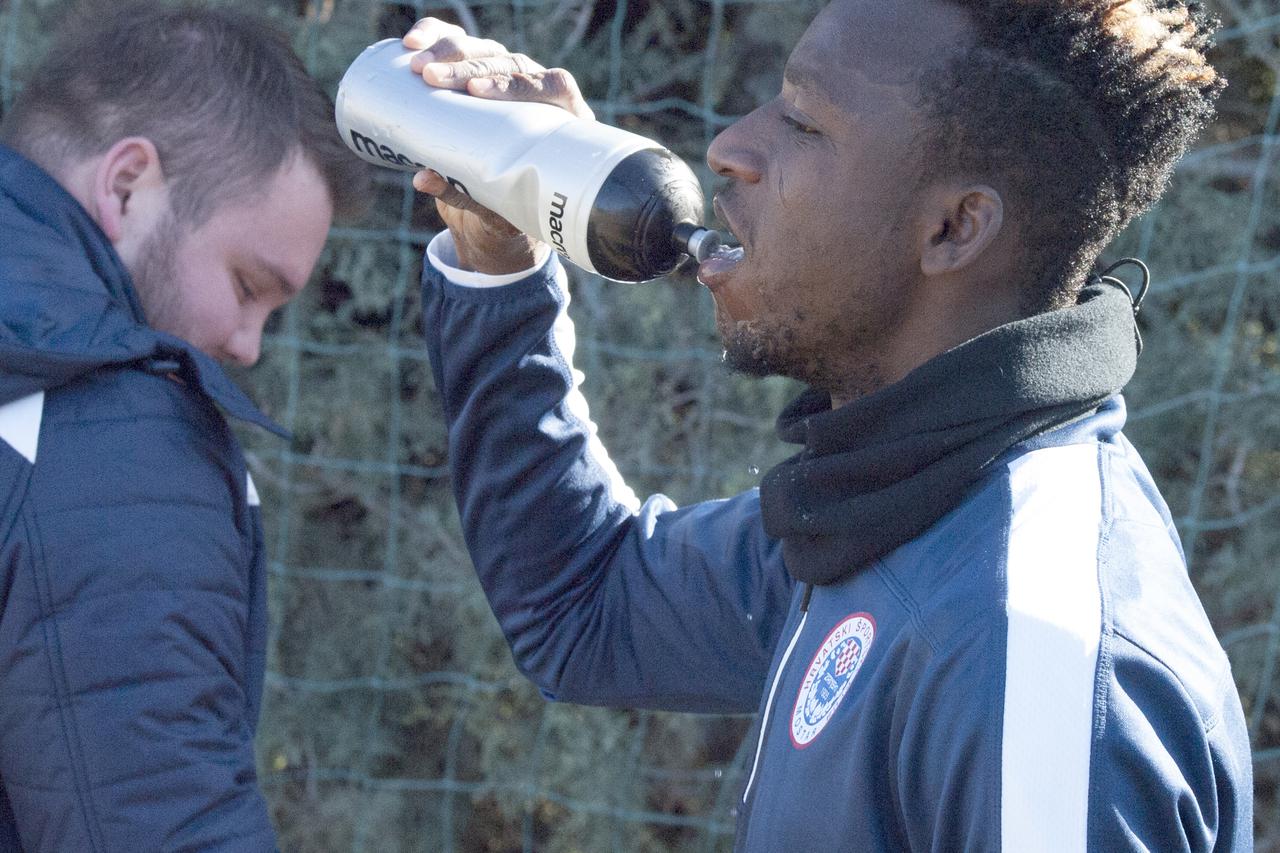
[408,19,796,712]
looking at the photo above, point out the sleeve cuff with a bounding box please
[426,231,552,288]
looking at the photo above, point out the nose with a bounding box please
[224,323,263,367]
[706,113,765,184]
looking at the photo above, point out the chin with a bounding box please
[723,347,777,379]
[720,321,795,380]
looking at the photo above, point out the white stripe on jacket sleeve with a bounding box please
[0,391,45,464]
[426,229,640,514]
[549,269,641,513]
[1002,443,1104,852]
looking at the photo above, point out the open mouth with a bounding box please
[696,242,744,291]
[698,197,745,290]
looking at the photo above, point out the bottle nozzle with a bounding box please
[673,222,722,264]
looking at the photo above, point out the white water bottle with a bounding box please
[335,39,721,282]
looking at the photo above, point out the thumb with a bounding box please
[413,170,520,235]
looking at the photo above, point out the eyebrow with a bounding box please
[783,61,823,94]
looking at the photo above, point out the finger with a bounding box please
[411,169,443,195]
[420,53,545,91]
[468,69,595,121]
[413,171,519,234]
[408,35,513,73]
[402,17,465,50]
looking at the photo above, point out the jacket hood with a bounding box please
[0,144,284,436]
[760,278,1142,586]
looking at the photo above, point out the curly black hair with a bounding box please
[918,0,1225,312]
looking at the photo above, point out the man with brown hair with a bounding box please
[0,3,365,849]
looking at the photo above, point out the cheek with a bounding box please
[767,164,856,262]
[173,276,244,351]
[207,301,246,348]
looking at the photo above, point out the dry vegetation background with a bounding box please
[2,0,1279,849]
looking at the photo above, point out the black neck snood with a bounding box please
[759,280,1141,586]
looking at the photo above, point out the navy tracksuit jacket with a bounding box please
[0,145,280,851]
[422,232,1254,851]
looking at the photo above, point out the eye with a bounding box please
[235,273,254,302]
[781,113,820,135]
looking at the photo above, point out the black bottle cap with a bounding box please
[673,223,722,263]
[586,148,706,282]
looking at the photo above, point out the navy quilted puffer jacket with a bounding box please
[0,144,283,851]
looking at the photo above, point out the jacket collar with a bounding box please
[760,280,1141,585]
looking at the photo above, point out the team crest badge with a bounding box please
[790,612,876,748]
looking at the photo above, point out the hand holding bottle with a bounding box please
[401,18,592,275]
[338,19,716,281]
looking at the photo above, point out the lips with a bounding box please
[697,245,745,290]
[697,196,746,291]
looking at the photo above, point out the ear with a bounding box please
[90,137,168,243]
[919,184,1004,277]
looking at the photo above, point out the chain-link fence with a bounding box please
[2,0,1279,849]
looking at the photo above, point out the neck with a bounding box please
[827,271,1026,410]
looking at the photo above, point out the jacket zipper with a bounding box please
[741,584,813,805]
